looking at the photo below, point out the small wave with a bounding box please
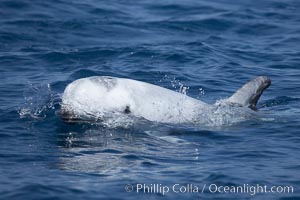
[260,96,300,108]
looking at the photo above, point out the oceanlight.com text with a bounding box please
[124,183,294,196]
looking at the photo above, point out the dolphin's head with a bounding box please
[226,76,271,110]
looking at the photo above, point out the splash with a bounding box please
[178,83,189,95]
[160,74,191,95]
[19,83,61,119]
[190,99,259,127]
[97,113,136,129]
[161,74,205,97]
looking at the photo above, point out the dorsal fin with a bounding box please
[226,76,271,110]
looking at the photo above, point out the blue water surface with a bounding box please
[0,0,300,199]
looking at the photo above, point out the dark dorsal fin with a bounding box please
[226,76,271,110]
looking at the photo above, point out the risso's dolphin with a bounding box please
[60,76,271,124]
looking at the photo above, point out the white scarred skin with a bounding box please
[61,76,211,123]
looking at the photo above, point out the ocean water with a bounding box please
[0,0,300,199]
